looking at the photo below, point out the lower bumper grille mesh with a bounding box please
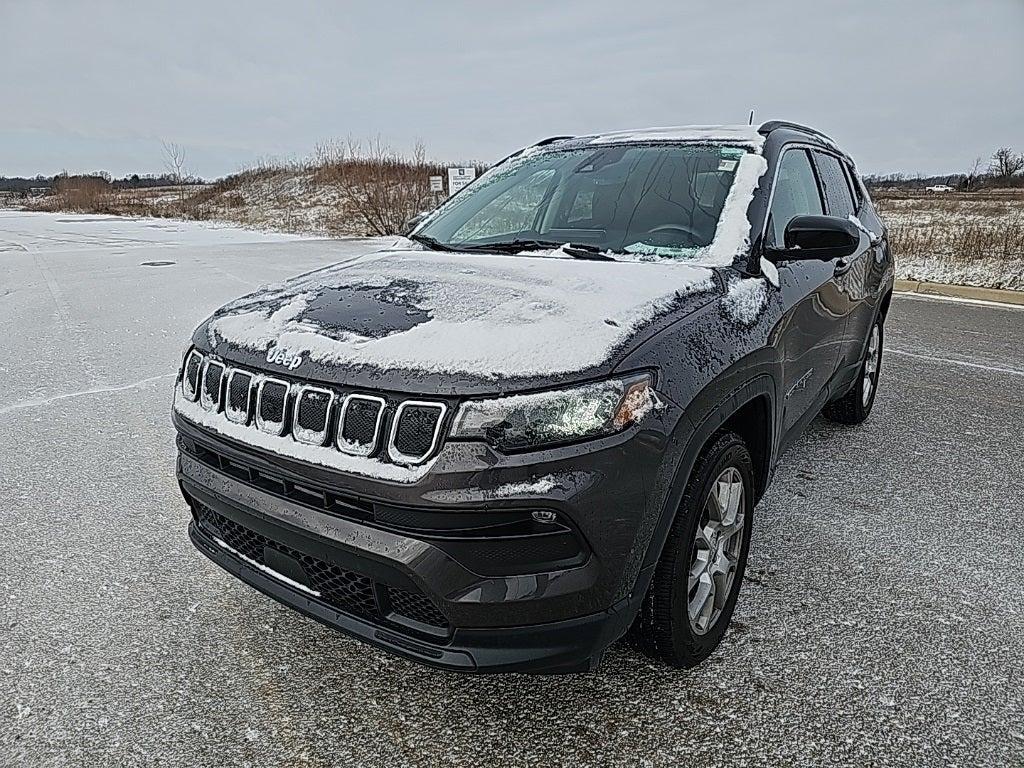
[387,586,449,628]
[194,503,448,632]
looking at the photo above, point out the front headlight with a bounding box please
[450,373,659,451]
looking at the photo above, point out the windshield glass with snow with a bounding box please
[417,144,747,258]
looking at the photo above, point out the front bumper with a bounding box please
[175,408,665,673]
[189,519,633,673]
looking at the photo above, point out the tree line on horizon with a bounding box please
[4,145,1022,196]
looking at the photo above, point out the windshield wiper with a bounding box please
[409,233,457,252]
[561,244,616,261]
[459,239,617,261]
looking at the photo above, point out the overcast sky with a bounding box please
[1,0,1021,179]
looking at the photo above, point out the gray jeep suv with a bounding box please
[173,121,893,673]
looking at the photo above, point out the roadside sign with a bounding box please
[429,175,444,193]
[447,167,476,195]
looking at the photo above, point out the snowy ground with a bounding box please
[2,212,1023,767]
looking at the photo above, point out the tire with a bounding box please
[628,432,755,668]
[823,318,883,425]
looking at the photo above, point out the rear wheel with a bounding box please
[823,319,883,425]
[628,432,754,667]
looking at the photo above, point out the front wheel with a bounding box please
[628,432,755,668]
[823,319,883,425]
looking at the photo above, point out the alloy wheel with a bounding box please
[862,324,881,407]
[688,466,745,635]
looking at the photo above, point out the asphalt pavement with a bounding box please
[2,212,1022,767]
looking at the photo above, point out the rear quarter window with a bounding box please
[843,162,864,209]
[813,151,857,219]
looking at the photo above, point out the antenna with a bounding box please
[748,109,755,126]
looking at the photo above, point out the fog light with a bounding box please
[532,510,557,524]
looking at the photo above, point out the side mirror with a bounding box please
[774,214,860,262]
[403,211,429,236]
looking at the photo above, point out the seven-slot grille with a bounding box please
[179,351,446,466]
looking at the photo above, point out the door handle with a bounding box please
[834,258,852,276]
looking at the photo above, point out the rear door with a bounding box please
[766,147,848,444]
[810,150,875,378]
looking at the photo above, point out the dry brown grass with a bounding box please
[875,188,1024,262]
[27,139,464,237]
[876,188,1024,288]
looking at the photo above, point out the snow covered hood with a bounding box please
[198,248,719,392]
[195,148,769,393]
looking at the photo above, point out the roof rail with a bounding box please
[763,118,837,140]
[493,135,576,169]
[533,135,575,147]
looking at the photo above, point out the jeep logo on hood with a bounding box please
[266,345,304,371]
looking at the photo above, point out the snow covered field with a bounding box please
[0,210,303,253]
[876,189,1024,290]
[2,212,1024,767]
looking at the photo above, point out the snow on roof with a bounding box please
[587,124,765,149]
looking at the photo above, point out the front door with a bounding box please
[764,147,848,446]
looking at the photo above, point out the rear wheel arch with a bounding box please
[879,288,893,322]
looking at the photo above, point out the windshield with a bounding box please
[416,144,747,258]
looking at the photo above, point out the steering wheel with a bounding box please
[640,223,704,247]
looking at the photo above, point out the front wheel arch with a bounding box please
[637,374,776,578]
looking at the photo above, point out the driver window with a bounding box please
[768,149,824,247]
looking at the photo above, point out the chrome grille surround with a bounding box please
[388,400,448,466]
[224,369,253,424]
[200,359,225,411]
[292,385,335,446]
[178,352,450,470]
[182,350,204,401]
[255,377,291,436]
[336,394,386,456]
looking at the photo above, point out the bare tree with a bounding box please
[162,141,188,205]
[336,137,441,235]
[962,156,984,191]
[990,147,1024,179]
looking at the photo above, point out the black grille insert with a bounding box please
[183,351,203,401]
[387,587,448,628]
[225,370,253,424]
[338,395,384,455]
[294,388,333,444]
[200,361,225,410]
[391,402,445,463]
[257,379,289,434]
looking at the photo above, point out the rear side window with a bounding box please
[843,161,864,209]
[814,151,857,218]
[767,149,823,247]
